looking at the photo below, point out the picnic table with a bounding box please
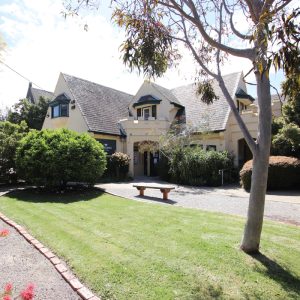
[133,184,175,200]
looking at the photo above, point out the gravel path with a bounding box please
[96,178,300,226]
[0,219,80,300]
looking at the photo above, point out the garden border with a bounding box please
[0,210,101,300]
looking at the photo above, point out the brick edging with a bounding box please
[0,212,100,300]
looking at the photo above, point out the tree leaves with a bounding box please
[196,81,219,105]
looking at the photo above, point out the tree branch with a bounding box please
[175,13,257,154]
[223,0,252,40]
[164,0,255,59]
[271,0,293,14]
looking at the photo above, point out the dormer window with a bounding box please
[237,101,248,112]
[235,88,254,113]
[137,105,157,120]
[52,103,69,118]
[49,93,71,118]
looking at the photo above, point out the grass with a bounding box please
[0,188,300,299]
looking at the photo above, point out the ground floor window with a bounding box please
[206,145,217,151]
[97,139,116,155]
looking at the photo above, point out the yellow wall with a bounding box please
[42,73,89,133]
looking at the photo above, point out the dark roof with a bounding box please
[133,94,162,108]
[235,88,255,102]
[49,93,71,106]
[171,72,242,131]
[63,74,133,135]
[26,83,54,104]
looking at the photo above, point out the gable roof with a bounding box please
[171,72,242,132]
[151,82,183,107]
[26,83,54,104]
[62,73,133,135]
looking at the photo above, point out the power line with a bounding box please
[0,59,44,90]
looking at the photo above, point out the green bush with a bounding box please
[240,156,300,190]
[16,129,106,188]
[110,152,130,179]
[167,147,234,186]
[271,123,300,158]
[0,121,28,183]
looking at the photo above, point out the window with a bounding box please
[237,101,248,112]
[61,104,68,117]
[206,145,216,151]
[143,107,150,120]
[152,105,157,119]
[51,103,69,118]
[52,105,60,118]
[137,108,142,118]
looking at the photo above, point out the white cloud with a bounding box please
[0,0,285,109]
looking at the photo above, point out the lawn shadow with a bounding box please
[251,252,300,297]
[135,195,177,205]
[3,187,105,204]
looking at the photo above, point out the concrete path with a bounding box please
[96,178,300,226]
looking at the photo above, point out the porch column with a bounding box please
[147,151,151,176]
[127,140,134,177]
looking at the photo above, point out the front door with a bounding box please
[150,152,159,176]
[143,151,160,176]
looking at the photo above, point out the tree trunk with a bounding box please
[240,70,272,253]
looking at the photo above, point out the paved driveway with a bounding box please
[96,178,300,226]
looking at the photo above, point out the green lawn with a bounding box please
[0,189,299,299]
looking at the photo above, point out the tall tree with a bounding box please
[7,96,51,130]
[65,0,299,253]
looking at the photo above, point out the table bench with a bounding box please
[133,184,175,200]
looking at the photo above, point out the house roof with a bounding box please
[26,83,54,104]
[150,82,184,107]
[171,72,242,132]
[235,88,255,102]
[63,73,133,135]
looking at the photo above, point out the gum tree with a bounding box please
[65,0,299,253]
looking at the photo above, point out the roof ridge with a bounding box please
[62,73,133,97]
[31,87,54,94]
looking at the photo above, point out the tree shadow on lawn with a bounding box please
[3,187,105,204]
[251,252,300,297]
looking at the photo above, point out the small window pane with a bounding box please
[52,105,60,118]
[143,108,150,120]
[137,108,141,118]
[61,104,68,117]
[206,145,216,151]
[152,105,157,119]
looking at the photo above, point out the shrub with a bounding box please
[110,152,130,179]
[167,147,234,186]
[271,123,300,158]
[240,156,300,190]
[0,121,28,183]
[16,129,106,188]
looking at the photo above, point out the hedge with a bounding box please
[240,156,300,190]
[16,129,107,188]
[161,147,234,186]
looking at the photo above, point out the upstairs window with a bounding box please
[51,103,69,118]
[237,100,248,112]
[136,105,157,120]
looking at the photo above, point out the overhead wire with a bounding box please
[0,59,44,90]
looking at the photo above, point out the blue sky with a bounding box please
[0,0,285,109]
